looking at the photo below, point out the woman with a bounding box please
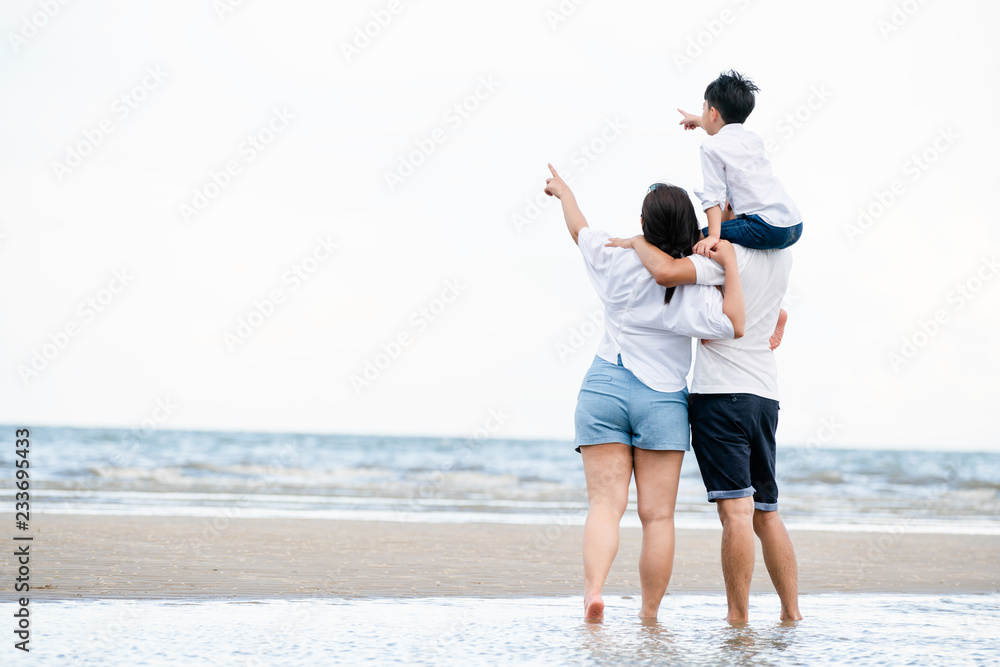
[543,163,745,621]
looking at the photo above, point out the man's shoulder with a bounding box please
[734,245,793,273]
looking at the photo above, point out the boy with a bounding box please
[678,70,801,348]
[679,70,802,258]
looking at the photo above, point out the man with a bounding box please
[606,227,802,624]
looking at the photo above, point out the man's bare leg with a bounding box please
[633,449,684,619]
[581,443,633,620]
[716,496,756,624]
[753,509,802,621]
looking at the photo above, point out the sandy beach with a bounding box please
[4,513,997,600]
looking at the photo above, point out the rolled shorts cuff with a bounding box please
[706,487,755,503]
[574,434,632,454]
[754,501,778,512]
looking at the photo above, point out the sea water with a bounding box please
[3,427,999,664]
[7,426,1000,534]
[12,594,1000,666]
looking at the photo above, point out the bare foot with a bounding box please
[584,593,605,621]
[780,607,803,622]
[726,607,749,625]
[769,308,788,350]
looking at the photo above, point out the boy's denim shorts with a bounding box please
[688,392,780,511]
[702,214,802,250]
[574,355,690,453]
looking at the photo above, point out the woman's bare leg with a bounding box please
[581,443,633,620]
[633,448,685,619]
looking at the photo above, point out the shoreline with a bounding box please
[4,513,998,601]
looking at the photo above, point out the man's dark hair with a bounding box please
[704,70,760,124]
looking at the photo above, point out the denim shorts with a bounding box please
[702,214,802,250]
[574,355,690,453]
[688,393,780,511]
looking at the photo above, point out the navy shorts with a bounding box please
[688,393,780,511]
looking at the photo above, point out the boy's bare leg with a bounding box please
[716,497,756,624]
[581,443,633,620]
[633,449,684,619]
[753,509,802,621]
[769,308,788,350]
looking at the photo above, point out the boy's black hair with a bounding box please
[704,70,760,125]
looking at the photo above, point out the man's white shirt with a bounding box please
[688,246,792,400]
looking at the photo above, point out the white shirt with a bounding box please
[577,227,735,392]
[688,246,793,400]
[694,123,801,229]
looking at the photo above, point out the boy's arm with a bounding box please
[692,145,728,256]
[604,235,698,287]
[543,163,587,244]
[693,205,723,257]
[678,108,702,131]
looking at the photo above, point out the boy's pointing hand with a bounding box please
[678,108,701,131]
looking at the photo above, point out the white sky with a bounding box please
[1,0,998,451]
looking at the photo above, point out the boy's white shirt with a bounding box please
[694,123,802,229]
[687,246,792,401]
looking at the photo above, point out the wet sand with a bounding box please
[3,513,997,600]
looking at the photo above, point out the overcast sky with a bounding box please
[2,0,997,451]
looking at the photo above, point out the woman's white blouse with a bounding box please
[577,227,734,392]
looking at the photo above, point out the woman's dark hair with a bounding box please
[640,185,700,304]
